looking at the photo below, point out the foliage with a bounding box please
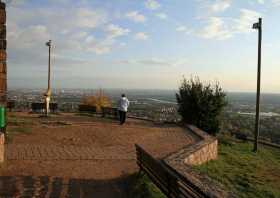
[81,89,112,112]
[222,112,280,144]
[128,174,165,198]
[176,76,227,135]
[194,139,280,198]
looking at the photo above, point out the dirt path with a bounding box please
[0,113,199,197]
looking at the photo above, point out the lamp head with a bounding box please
[252,22,260,29]
[253,18,262,30]
[46,40,52,47]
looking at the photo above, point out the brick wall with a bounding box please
[0,1,6,163]
[0,1,6,105]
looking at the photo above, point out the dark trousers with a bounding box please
[119,111,126,124]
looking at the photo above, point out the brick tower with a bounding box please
[0,0,6,162]
[0,1,6,105]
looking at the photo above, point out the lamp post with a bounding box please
[252,18,262,152]
[44,40,52,116]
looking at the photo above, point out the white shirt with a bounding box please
[118,97,130,112]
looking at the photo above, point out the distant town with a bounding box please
[7,88,280,145]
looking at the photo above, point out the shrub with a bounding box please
[81,90,112,112]
[176,76,227,135]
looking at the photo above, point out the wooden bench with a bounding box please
[232,132,248,141]
[31,102,58,113]
[78,104,97,113]
[135,144,209,198]
[50,103,58,113]
[101,107,118,119]
[7,100,15,112]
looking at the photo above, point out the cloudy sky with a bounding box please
[5,0,280,92]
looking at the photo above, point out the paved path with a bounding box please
[0,113,199,197]
[5,145,136,160]
[0,176,131,198]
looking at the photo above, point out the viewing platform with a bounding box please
[0,112,209,197]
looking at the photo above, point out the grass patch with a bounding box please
[6,126,32,143]
[194,137,280,198]
[7,117,34,126]
[128,174,165,198]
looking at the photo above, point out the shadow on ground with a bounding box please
[0,174,136,198]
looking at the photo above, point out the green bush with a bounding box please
[176,76,227,135]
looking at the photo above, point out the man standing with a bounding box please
[118,94,129,125]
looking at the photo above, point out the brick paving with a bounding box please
[0,113,199,197]
[0,175,134,198]
[5,145,136,160]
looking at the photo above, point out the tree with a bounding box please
[176,76,227,135]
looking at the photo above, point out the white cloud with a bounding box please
[145,0,161,10]
[198,17,232,40]
[4,0,27,7]
[90,44,111,55]
[155,13,167,19]
[8,25,51,49]
[256,0,265,4]
[118,58,189,67]
[75,8,108,28]
[6,3,128,56]
[126,11,146,23]
[272,0,280,6]
[233,9,262,33]
[210,0,231,13]
[176,26,192,35]
[105,24,130,39]
[176,26,187,32]
[71,31,88,40]
[85,35,95,44]
[134,32,149,40]
[195,8,262,40]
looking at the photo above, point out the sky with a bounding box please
[5,0,280,92]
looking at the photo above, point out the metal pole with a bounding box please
[45,40,51,116]
[48,40,51,90]
[253,18,262,152]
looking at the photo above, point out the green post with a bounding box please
[0,106,6,131]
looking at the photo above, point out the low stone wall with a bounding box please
[184,139,218,165]
[164,125,218,166]
[164,125,234,197]
[183,125,218,165]
[0,133,4,162]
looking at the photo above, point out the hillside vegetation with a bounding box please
[194,137,280,198]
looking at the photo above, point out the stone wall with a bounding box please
[163,125,234,197]
[164,125,218,166]
[183,125,218,165]
[184,139,218,165]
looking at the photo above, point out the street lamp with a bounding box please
[44,40,52,116]
[252,18,262,152]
